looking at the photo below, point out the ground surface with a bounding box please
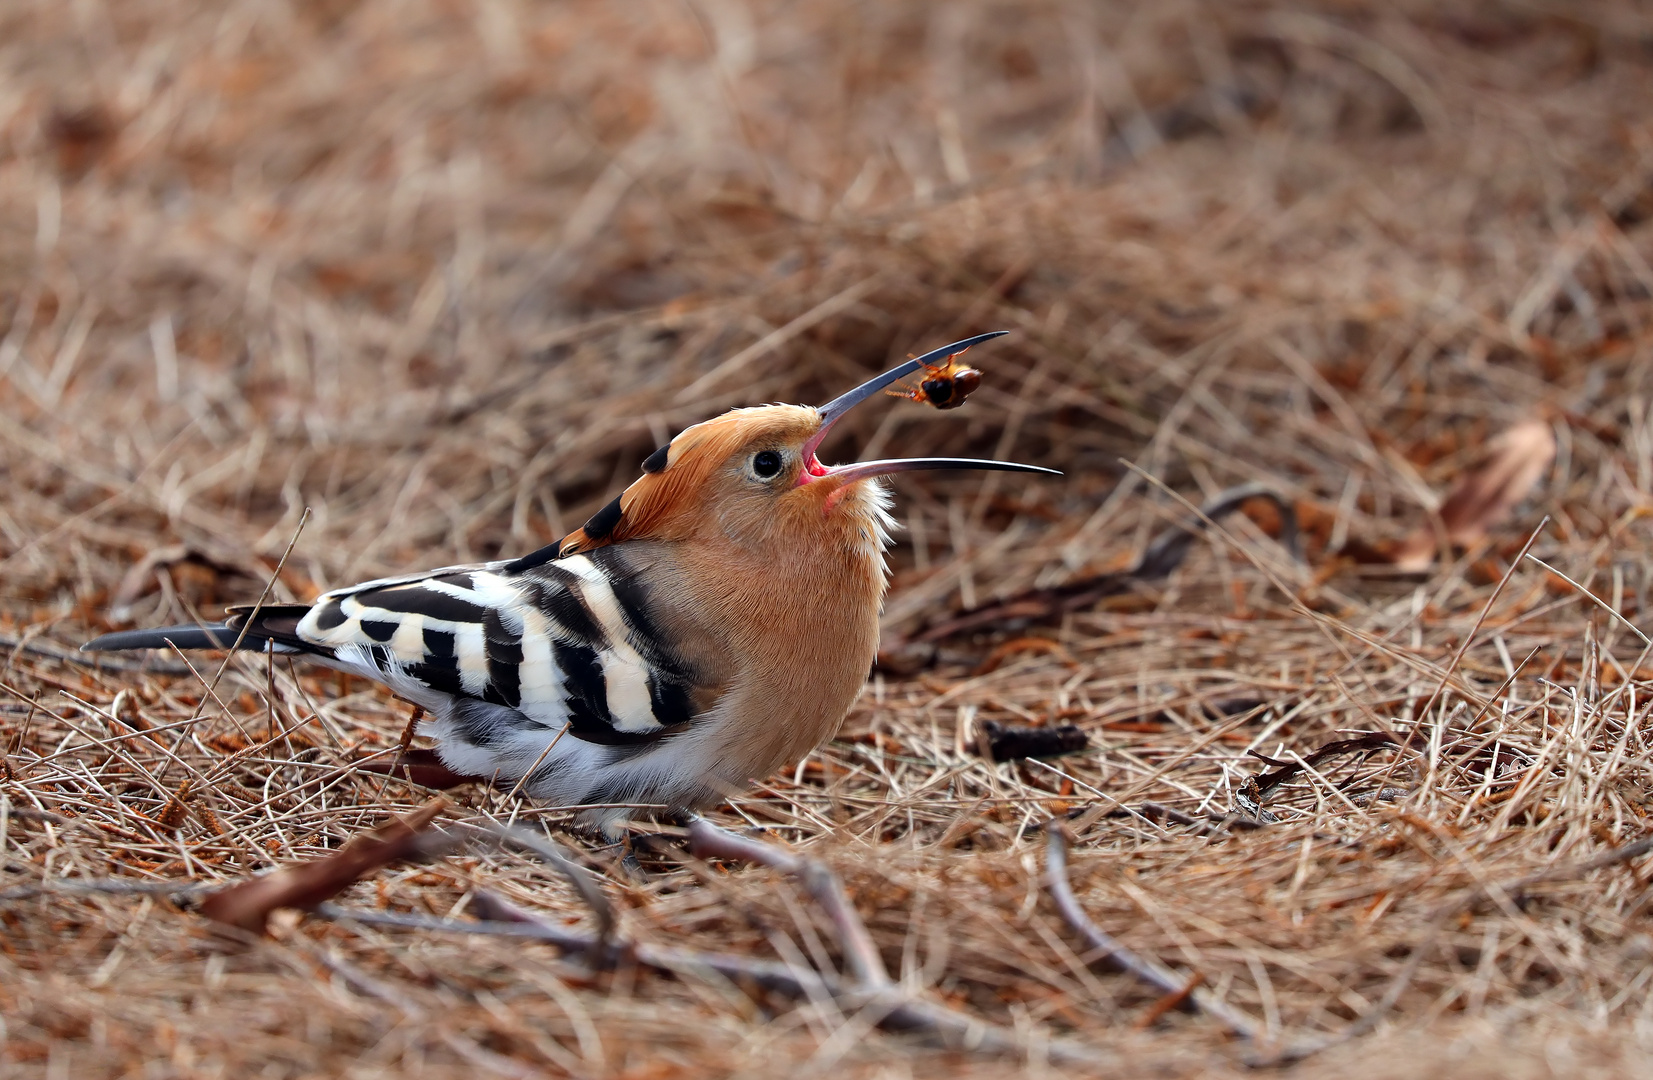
[4,1,1653,1076]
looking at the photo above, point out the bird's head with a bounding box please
[555,332,1059,559]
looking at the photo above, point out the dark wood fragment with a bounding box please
[976,720,1089,761]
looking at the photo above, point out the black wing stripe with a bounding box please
[647,674,695,730]
[552,640,607,716]
[407,655,465,697]
[537,567,696,743]
[550,638,666,744]
[525,571,607,647]
[312,601,348,631]
[360,619,398,643]
[423,627,456,657]
[482,610,523,709]
[566,722,685,748]
[597,551,692,681]
[358,587,487,624]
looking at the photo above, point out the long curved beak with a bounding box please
[798,331,1062,484]
[815,456,1062,484]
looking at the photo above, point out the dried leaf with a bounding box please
[1392,420,1555,572]
[1246,731,1400,798]
[199,798,448,934]
[1231,776,1279,823]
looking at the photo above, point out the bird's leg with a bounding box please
[357,705,488,792]
[587,809,708,882]
[552,812,654,882]
[367,704,427,800]
[617,835,647,882]
[566,829,650,883]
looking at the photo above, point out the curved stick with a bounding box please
[686,817,890,989]
[1045,823,1266,1042]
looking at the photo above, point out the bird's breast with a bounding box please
[667,522,887,781]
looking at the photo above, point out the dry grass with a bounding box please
[5,0,1653,1075]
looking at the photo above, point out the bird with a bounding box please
[83,332,1059,835]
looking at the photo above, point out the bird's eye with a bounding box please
[751,450,783,478]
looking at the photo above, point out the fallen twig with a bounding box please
[150,802,1097,1061]
[1044,822,1266,1041]
[1027,800,1267,836]
[0,877,215,903]
[1134,972,1205,1030]
[457,819,616,946]
[1500,832,1653,898]
[686,817,890,988]
[680,817,1105,1061]
[199,798,450,933]
[314,896,1103,1064]
[188,799,615,946]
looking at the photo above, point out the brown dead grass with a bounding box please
[4,0,1653,1076]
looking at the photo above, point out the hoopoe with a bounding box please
[84,333,1057,834]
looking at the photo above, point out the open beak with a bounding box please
[798,331,1062,485]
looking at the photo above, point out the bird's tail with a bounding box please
[82,605,324,657]
[83,624,243,652]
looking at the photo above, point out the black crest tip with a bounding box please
[581,495,625,541]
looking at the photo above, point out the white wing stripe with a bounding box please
[390,613,427,661]
[515,605,562,717]
[559,555,661,733]
[455,623,489,696]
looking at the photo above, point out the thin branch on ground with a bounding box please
[686,816,891,989]
[1044,822,1267,1042]
[315,887,1104,1064]
[455,819,616,946]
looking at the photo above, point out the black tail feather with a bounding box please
[83,624,247,652]
[83,606,325,657]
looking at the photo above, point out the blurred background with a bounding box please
[6,2,1653,1077]
[3,0,1648,632]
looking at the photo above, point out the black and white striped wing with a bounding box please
[293,552,703,746]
